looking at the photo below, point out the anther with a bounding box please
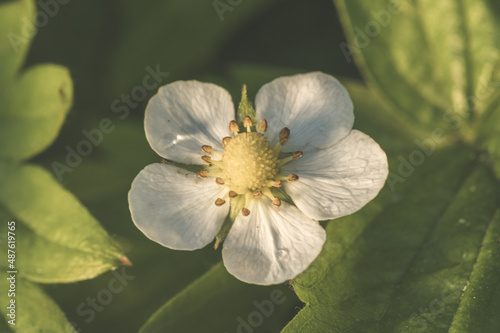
[197,170,208,178]
[229,120,240,134]
[288,174,299,182]
[201,156,212,164]
[253,190,263,198]
[293,151,303,159]
[222,136,232,148]
[279,127,290,146]
[273,180,282,187]
[215,198,226,207]
[243,116,253,131]
[257,119,267,132]
[228,191,238,198]
[272,198,281,208]
[201,145,212,154]
[241,207,251,216]
[216,177,225,185]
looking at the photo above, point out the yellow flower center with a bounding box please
[198,117,301,216]
[222,132,279,191]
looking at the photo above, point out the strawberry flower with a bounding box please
[129,72,388,285]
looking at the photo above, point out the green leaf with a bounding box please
[0,277,76,332]
[0,0,35,79]
[0,163,127,283]
[282,145,500,332]
[0,0,73,162]
[108,0,285,95]
[0,64,73,161]
[139,262,299,333]
[334,0,500,139]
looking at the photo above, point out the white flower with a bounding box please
[128,72,388,285]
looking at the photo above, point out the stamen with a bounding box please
[288,174,299,182]
[215,198,226,207]
[272,198,281,207]
[257,119,267,132]
[197,170,208,178]
[228,190,238,198]
[266,180,282,187]
[229,120,240,134]
[279,127,290,146]
[201,145,212,154]
[222,137,232,148]
[216,177,225,185]
[253,190,263,198]
[278,151,303,167]
[241,207,251,216]
[201,156,212,165]
[243,116,253,132]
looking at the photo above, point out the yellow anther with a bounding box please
[228,191,238,198]
[273,180,282,187]
[197,170,208,178]
[241,207,251,216]
[222,137,232,148]
[201,145,212,154]
[216,177,225,185]
[243,116,253,130]
[253,190,263,198]
[272,198,281,207]
[201,156,212,165]
[279,127,290,146]
[229,120,240,134]
[288,174,299,182]
[215,198,226,207]
[293,151,303,159]
[257,119,267,132]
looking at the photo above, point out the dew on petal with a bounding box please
[158,133,179,150]
[276,249,289,261]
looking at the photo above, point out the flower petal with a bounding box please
[222,198,326,285]
[128,163,229,250]
[145,81,234,164]
[282,130,388,221]
[255,72,354,152]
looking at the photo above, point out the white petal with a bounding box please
[128,163,229,250]
[222,198,326,285]
[255,72,354,152]
[145,81,234,164]
[282,130,388,221]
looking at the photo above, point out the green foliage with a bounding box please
[0,0,129,330]
[2,0,500,332]
[139,262,299,333]
[335,0,500,140]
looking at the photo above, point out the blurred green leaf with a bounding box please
[0,0,34,79]
[0,0,133,331]
[282,146,500,332]
[140,262,299,333]
[334,0,500,139]
[0,277,76,332]
[0,0,72,162]
[0,64,73,161]
[108,0,285,95]
[0,164,128,283]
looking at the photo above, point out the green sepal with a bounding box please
[214,194,245,249]
[236,84,256,127]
